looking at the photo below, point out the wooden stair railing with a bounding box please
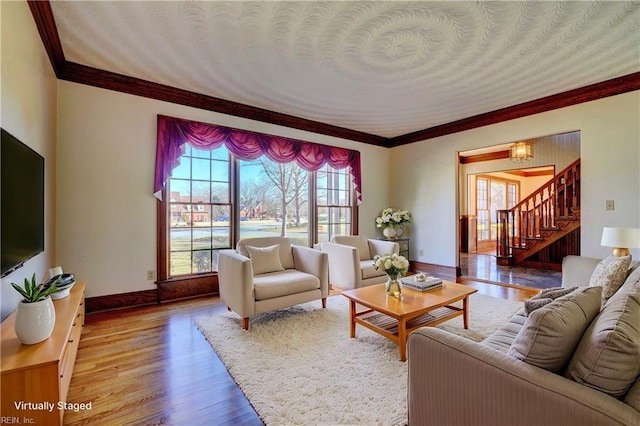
[497,158,580,265]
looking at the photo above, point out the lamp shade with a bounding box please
[601,227,640,255]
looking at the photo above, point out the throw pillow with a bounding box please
[524,298,553,316]
[246,244,285,275]
[565,293,640,398]
[507,286,602,372]
[534,286,578,300]
[524,287,578,316]
[589,254,632,306]
[605,261,640,307]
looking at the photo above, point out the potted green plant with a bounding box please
[11,274,62,344]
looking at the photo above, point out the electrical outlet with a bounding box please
[147,269,156,281]
[419,249,424,256]
[606,200,615,211]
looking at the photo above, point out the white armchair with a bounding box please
[218,237,329,330]
[320,235,400,290]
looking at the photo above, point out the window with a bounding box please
[166,145,231,276]
[476,178,489,241]
[316,164,352,243]
[475,176,520,243]
[238,156,310,246]
[159,147,356,281]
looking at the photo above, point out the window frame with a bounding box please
[475,174,520,243]
[157,150,358,284]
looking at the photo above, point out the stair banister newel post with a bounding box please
[496,209,512,265]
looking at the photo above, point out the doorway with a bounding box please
[457,131,581,288]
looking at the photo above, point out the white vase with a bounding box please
[383,227,397,239]
[14,298,56,345]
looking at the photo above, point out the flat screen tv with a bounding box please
[1,128,45,277]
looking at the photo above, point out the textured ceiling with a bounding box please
[50,1,640,138]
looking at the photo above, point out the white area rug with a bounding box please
[196,293,522,425]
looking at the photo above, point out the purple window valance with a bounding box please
[154,115,362,203]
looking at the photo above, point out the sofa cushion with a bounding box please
[482,309,527,353]
[589,254,632,306]
[565,293,640,398]
[246,244,285,275]
[507,287,602,372]
[624,378,640,412]
[253,269,320,301]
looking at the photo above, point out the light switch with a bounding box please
[606,200,615,211]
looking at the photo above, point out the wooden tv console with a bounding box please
[1,283,85,425]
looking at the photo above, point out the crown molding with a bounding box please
[29,1,640,149]
[388,72,640,147]
[60,61,388,146]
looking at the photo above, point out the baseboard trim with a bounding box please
[85,289,158,313]
[85,276,220,313]
[157,276,218,302]
[410,261,461,281]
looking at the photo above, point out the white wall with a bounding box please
[0,1,58,320]
[57,82,390,298]
[391,91,640,267]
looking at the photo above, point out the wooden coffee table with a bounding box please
[342,281,477,361]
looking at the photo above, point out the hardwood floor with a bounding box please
[64,281,538,425]
[64,297,262,426]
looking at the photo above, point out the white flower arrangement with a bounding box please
[375,207,411,229]
[373,253,409,279]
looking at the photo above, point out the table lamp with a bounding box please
[600,227,640,257]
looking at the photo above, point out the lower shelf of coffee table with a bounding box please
[357,305,462,337]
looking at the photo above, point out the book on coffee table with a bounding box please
[401,277,442,292]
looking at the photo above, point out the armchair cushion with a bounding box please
[361,260,384,280]
[368,239,400,258]
[246,244,284,275]
[253,269,321,301]
[507,286,602,372]
[332,235,371,260]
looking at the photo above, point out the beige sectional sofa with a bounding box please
[407,255,640,425]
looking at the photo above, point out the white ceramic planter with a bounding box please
[14,297,56,345]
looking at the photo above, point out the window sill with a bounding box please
[156,273,218,286]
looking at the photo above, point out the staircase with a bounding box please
[496,159,580,266]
